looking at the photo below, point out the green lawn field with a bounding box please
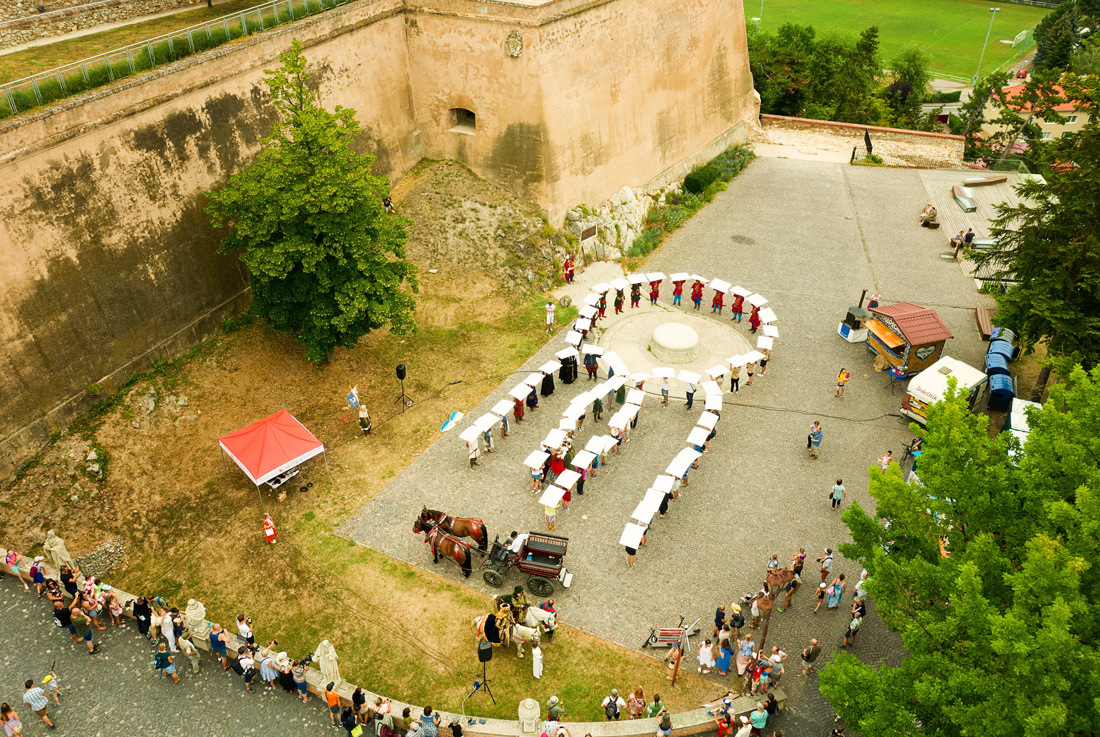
[745,0,1052,80]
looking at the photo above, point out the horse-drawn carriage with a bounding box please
[480,533,573,596]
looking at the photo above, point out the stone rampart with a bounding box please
[0,0,200,50]
[760,114,964,166]
[0,0,758,476]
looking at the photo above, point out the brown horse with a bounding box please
[413,518,472,577]
[419,507,489,552]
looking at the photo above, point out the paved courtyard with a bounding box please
[338,157,994,731]
[0,576,337,736]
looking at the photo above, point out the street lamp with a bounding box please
[974,7,1000,86]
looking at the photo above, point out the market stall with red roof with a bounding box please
[218,409,330,491]
[866,302,954,376]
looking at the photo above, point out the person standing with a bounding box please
[808,421,823,459]
[697,639,715,674]
[526,386,539,412]
[648,694,666,719]
[649,281,660,305]
[672,280,684,306]
[1,703,22,737]
[627,687,646,719]
[842,612,862,648]
[835,368,851,397]
[691,280,704,310]
[867,291,880,309]
[779,576,798,613]
[70,601,101,655]
[827,574,846,608]
[546,696,564,722]
[731,293,745,322]
[614,289,625,314]
[749,306,761,334]
[545,301,556,333]
[563,257,575,284]
[660,377,670,406]
[812,583,827,613]
[685,382,696,410]
[583,352,599,381]
[759,349,770,376]
[5,551,30,591]
[179,629,202,674]
[209,623,231,670]
[132,596,152,639]
[768,646,787,686]
[155,642,181,684]
[800,638,821,675]
[878,450,893,472]
[631,283,641,308]
[749,702,768,736]
[831,479,846,509]
[855,570,869,601]
[21,681,53,730]
[602,690,626,721]
[817,548,834,582]
[711,289,724,314]
[733,715,752,737]
[531,640,543,679]
[746,361,756,386]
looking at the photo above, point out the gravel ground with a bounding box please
[0,576,338,736]
[337,157,995,734]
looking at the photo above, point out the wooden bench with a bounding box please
[976,306,993,340]
[964,175,1008,187]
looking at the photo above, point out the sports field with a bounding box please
[745,0,1051,80]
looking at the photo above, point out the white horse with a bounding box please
[473,614,541,658]
[524,606,557,640]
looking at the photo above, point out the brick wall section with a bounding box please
[760,114,965,167]
[0,0,200,50]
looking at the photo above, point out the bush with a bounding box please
[683,165,721,194]
[948,113,965,136]
[710,147,755,180]
[924,90,962,104]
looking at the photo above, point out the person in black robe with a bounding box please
[559,357,578,385]
[540,372,555,397]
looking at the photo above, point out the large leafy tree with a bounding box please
[969,74,1100,396]
[883,47,931,129]
[821,371,1100,736]
[207,40,417,363]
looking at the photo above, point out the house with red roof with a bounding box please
[866,302,954,375]
[982,83,1093,142]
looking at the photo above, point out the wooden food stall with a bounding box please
[866,302,953,377]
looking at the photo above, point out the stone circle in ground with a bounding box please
[651,322,700,363]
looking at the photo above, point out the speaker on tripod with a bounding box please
[395,364,413,412]
[471,641,495,705]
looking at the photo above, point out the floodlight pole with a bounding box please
[973,7,1000,86]
[758,0,764,28]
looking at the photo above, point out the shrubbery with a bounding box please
[625,146,753,258]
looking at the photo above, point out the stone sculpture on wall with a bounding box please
[43,530,76,571]
[183,599,213,640]
[316,639,342,687]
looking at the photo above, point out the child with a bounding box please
[105,586,127,628]
[29,557,46,598]
[42,670,62,704]
[531,640,544,679]
[155,642,180,684]
[813,582,827,613]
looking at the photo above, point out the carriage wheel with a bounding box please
[483,569,504,588]
[527,576,554,597]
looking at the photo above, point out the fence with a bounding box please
[0,0,352,120]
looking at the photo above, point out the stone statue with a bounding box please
[43,530,75,571]
[183,599,212,640]
[518,698,540,735]
[316,639,341,687]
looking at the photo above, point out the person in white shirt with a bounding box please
[733,715,752,737]
[768,646,787,685]
[507,531,529,554]
[878,450,892,472]
[601,690,626,720]
[545,302,556,333]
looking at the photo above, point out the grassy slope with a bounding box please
[746,0,1050,79]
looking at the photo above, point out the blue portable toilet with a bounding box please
[985,353,1011,376]
[988,374,1016,411]
[987,340,1015,362]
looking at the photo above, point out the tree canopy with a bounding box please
[207,39,417,363]
[748,24,940,130]
[968,74,1100,395]
[821,370,1100,736]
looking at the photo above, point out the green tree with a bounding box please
[883,47,931,129]
[1033,1,1077,70]
[747,23,816,116]
[207,40,417,363]
[1071,36,1100,76]
[969,74,1100,396]
[821,373,1100,737]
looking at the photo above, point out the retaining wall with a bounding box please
[0,0,200,50]
[0,546,782,735]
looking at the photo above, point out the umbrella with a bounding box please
[440,411,465,432]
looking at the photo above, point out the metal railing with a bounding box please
[1,0,351,120]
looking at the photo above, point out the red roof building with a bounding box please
[867,302,953,374]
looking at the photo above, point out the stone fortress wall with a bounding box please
[0,0,758,476]
[0,0,201,50]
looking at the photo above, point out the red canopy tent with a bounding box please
[218,409,329,486]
